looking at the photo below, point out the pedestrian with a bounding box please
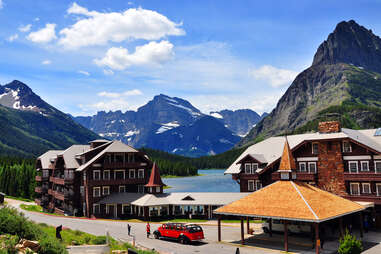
[146,222,151,238]
[235,247,240,254]
[128,224,131,235]
[56,225,62,241]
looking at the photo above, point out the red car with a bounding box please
[153,223,204,244]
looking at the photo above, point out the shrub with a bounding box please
[0,234,19,254]
[39,237,67,254]
[338,230,363,254]
[91,235,107,245]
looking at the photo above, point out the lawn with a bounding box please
[20,203,42,212]
[5,195,34,202]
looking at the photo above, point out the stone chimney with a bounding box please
[318,121,341,134]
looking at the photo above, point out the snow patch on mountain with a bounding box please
[125,129,140,137]
[156,121,180,134]
[210,112,223,119]
[167,103,201,117]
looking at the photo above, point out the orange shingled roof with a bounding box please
[214,181,364,222]
[278,138,296,172]
[145,162,166,187]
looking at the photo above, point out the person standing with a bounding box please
[146,222,151,238]
[128,224,131,236]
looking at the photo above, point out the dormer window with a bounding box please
[343,141,352,153]
[244,163,258,174]
[312,143,319,155]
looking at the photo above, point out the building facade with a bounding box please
[226,122,381,225]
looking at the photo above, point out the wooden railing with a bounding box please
[89,178,146,186]
[103,162,148,169]
[344,172,381,181]
[272,172,317,181]
[35,187,42,193]
[49,176,74,185]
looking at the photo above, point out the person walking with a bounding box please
[128,224,131,236]
[146,222,151,238]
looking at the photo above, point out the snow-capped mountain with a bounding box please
[74,94,263,157]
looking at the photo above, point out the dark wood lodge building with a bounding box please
[225,121,381,226]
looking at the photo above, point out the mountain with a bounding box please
[0,80,99,157]
[239,20,381,146]
[74,94,260,156]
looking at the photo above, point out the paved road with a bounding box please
[7,199,381,254]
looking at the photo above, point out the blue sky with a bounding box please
[1,0,381,116]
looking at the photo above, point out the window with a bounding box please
[42,170,49,178]
[119,185,125,193]
[156,186,161,193]
[343,141,352,153]
[375,161,381,173]
[362,183,371,194]
[256,180,262,190]
[80,186,84,196]
[102,186,110,196]
[245,164,251,174]
[360,161,369,171]
[248,180,255,191]
[312,143,319,155]
[376,183,381,196]
[103,170,110,180]
[349,161,358,173]
[350,183,360,195]
[93,204,100,214]
[129,169,135,178]
[115,154,124,163]
[114,170,125,180]
[251,163,258,173]
[138,185,144,193]
[299,162,306,172]
[93,187,101,197]
[122,204,131,215]
[138,169,144,178]
[93,170,101,180]
[308,162,317,174]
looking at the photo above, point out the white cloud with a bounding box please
[98,89,142,98]
[0,0,3,9]
[27,23,57,43]
[7,34,18,42]
[103,69,114,75]
[94,40,174,70]
[34,17,40,22]
[58,3,184,49]
[19,24,32,32]
[249,65,298,87]
[128,2,133,5]
[78,70,90,76]
[41,59,51,65]
[80,99,132,112]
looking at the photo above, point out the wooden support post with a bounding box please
[360,212,364,238]
[339,217,344,238]
[315,223,320,254]
[217,217,221,242]
[269,219,272,237]
[240,218,245,245]
[247,217,250,234]
[284,220,288,252]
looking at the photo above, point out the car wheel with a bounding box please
[154,232,160,239]
[179,236,189,244]
[263,227,269,234]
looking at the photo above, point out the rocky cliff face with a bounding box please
[239,20,381,146]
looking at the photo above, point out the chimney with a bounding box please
[318,121,341,134]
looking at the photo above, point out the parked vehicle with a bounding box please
[153,223,204,244]
[262,219,310,234]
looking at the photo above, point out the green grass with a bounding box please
[20,204,42,212]
[5,195,33,202]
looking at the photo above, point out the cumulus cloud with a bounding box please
[98,89,142,98]
[27,23,57,43]
[80,99,132,112]
[94,40,174,70]
[58,2,184,49]
[41,59,51,65]
[78,70,90,76]
[0,0,3,9]
[19,24,32,32]
[7,34,18,42]
[249,65,298,87]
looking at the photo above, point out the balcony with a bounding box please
[52,190,65,201]
[48,189,53,195]
[345,194,381,205]
[103,162,148,169]
[90,177,146,186]
[344,172,381,181]
[35,175,49,182]
[49,176,74,185]
[272,172,317,181]
[35,187,42,193]
[239,173,259,180]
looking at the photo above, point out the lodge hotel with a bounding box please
[35,121,381,226]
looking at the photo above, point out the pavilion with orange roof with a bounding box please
[214,138,365,253]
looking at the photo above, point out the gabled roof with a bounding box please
[236,153,267,164]
[58,145,90,169]
[214,181,364,222]
[145,162,166,187]
[37,150,63,169]
[278,138,296,172]
[76,140,140,172]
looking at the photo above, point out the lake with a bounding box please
[163,169,240,193]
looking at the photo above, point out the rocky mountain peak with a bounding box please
[312,20,381,73]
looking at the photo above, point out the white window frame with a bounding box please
[93,204,100,214]
[360,161,369,171]
[362,183,371,194]
[255,180,262,190]
[342,141,352,153]
[102,186,110,196]
[244,163,251,174]
[119,185,125,193]
[251,163,258,174]
[138,169,145,178]
[129,169,135,179]
[93,170,101,180]
[348,161,358,173]
[375,161,381,173]
[308,162,317,173]
[114,170,125,180]
[350,183,360,195]
[299,162,306,172]
[103,170,110,180]
[376,183,381,196]
[312,143,319,155]
[93,187,101,197]
[121,204,131,215]
[248,180,255,191]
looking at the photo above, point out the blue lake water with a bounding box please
[163,169,240,193]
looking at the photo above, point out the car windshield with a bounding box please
[186,225,202,233]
